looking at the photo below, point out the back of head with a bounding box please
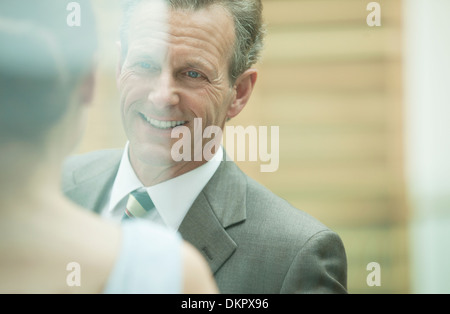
[0,0,97,143]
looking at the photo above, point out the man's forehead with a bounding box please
[128,2,235,44]
[128,1,169,39]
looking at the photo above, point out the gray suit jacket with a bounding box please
[62,149,347,293]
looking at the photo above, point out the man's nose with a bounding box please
[147,70,180,107]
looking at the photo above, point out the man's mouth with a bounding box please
[139,113,187,130]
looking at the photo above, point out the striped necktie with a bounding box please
[123,189,155,220]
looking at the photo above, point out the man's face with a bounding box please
[117,3,236,170]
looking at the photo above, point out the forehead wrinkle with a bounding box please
[127,2,169,44]
[128,37,168,59]
[128,22,230,65]
[129,21,169,46]
[169,36,219,61]
[167,7,235,59]
[168,31,230,63]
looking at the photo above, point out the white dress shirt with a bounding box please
[101,142,223,231]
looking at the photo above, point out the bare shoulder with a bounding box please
[182,242,219,294]
[0,202,122,294]
[59,205,122,293]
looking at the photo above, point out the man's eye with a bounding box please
[140,62,151,69]
[140,62,154,70]
[135,61,159,72]
[186,71,202,79]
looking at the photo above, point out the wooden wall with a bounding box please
[80,0,409,293]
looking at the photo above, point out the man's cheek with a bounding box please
[203,84,224,105]
[120,80,149,109]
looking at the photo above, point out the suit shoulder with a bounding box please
[244,174,332,239]
[62,149,123,186]
[63,148,123,172]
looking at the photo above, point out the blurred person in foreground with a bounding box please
[0,0,218,294]
[63,0,347,293]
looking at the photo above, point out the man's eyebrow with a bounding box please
[128,52,158,61]
[186,58,217,76]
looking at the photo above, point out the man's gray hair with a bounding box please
[120,0,265,83]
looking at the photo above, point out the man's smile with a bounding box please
[139,112,187,130]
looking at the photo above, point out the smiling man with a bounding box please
[117,1,247,186]
[63,0,348,293]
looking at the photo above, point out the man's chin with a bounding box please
[129,142,176,167]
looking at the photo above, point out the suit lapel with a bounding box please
[179,160,247,274]
[178,192,237,274]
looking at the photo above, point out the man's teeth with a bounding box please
[144,115,186,129]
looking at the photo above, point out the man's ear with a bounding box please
[116,41,124,85]
[227,69,258,119]
[80,65,96,106]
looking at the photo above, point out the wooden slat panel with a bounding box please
[263,0,402,27]
[276,126,388,156]
[336,225,409,293]
[291,200,397,227]
[256,61,388,93]
[263,27,401,63]
[264,164,392,190]
[255,93,389,126]
[223,128,389,167]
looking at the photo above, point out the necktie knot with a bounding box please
[123,189,154,219]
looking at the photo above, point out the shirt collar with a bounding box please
[108,142,143,213]
[109,142,223,230]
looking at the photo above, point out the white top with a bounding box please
[103,220,182,294]
[101,142,223,231]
